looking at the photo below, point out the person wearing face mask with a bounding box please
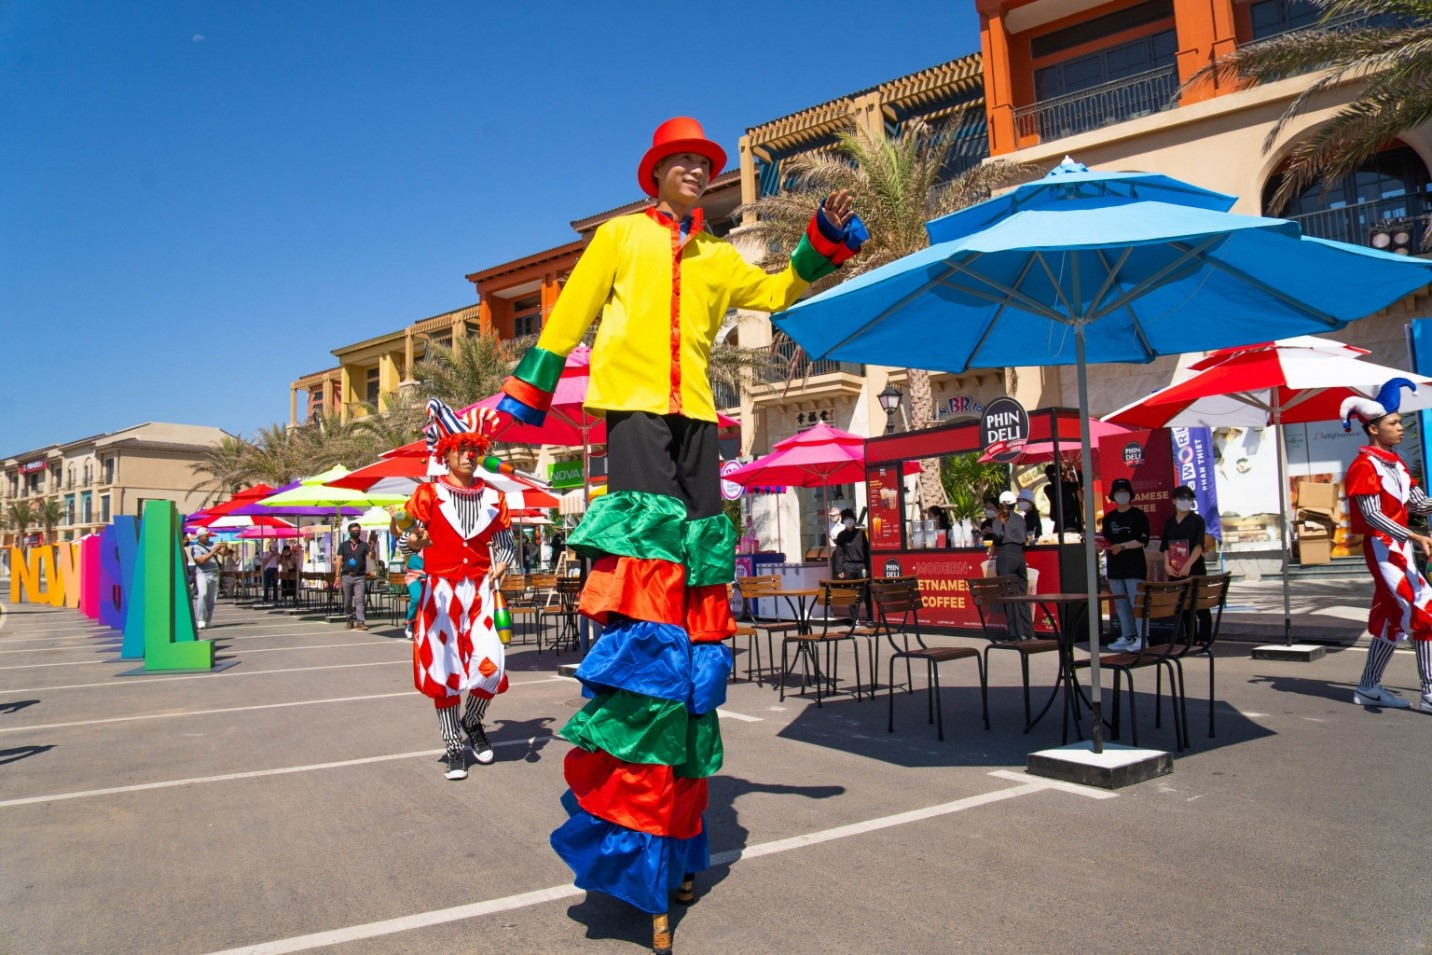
[336,522,372,631]
[1101,478,1149,652]
[1016,489,1041,543]
[828,506,845,545]
[1160,485,1211,644]
[829,508,869,581]
[979,495,999,544]
[991,490,1032,637]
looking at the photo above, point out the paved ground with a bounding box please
[1,595,1430,955]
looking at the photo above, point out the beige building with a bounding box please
[0,422,230,548]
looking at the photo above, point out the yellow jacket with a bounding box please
[531,207,809,422]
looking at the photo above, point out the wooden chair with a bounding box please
[1165,573,1231,743]
[873,576,988,740]
[537,577,582,653]
[385,572,410,627]
[779,580,877,707]
[497,574,532,645]
[1073,578,1191,751]
[733,574,801,686]
[969,575,1061,731]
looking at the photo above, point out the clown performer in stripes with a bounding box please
[1341,379,1432,714]
[399,400,516,780]
[497,117,866,955]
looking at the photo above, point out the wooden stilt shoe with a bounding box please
[673,875,695,905]
[652,912,673,954]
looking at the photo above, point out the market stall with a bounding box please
[865,407,1094,634]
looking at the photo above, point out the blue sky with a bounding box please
[0,1,980,456]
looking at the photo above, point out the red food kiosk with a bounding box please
[864,407,1095,634]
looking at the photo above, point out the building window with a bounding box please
[64,494,75,525]
[1033,30,1178,100]
[81,492,92,525]
[82,461,92,485]
[1267,144,1432,245]
[100,495,110,523]
[512,295,541,338]
[1250,0,1320,40]
[365,367,381,405]
[104,457,115,484]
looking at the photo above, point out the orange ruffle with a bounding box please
[578,556,686,625]
[686,584,737,643]
[564,748,707,838]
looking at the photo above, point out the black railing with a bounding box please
[1014,65,1179,143]
[711,380,740,410]
[1286,196,1431,249]
[756,338,863,384]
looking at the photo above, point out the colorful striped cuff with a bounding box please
[496,393,545,427]
[511,345,565,392]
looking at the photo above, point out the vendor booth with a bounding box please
[865,407,1094,634]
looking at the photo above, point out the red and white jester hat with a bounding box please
[1340,378,1417,432]
[425,398,500,457]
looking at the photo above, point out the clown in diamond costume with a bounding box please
[498,117,866,954]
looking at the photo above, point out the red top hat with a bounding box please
[637,117,727,198]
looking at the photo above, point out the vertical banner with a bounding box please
[1407,319,1432,482]
[1170,426,1221,542]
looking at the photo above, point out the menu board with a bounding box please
[866,465,904,550]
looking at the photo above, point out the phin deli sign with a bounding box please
[979,397,1030,463]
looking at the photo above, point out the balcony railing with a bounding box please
[711,380,740,410]
[1014,65,1180,144]
[755,338,863,385]
[1286,196,1431,250]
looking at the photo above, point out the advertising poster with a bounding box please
[875,548,1060,632]
[1170,427,1221,542]
[1098,428,1176,535]
[866,465,904,550]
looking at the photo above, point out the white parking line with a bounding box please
[0,641,401,671]
[2,660,404,694]
[202,781,1067,955]
[0,676,567,736]
[716,708,762,722]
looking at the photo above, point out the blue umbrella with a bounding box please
[774,158,1432,752]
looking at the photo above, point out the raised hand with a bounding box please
[824,190,855,231]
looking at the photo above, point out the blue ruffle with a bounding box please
[496,393,545,427]
[688,643,732,715]
[552,791,710,915]
[577,620,690,703]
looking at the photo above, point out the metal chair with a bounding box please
[536,577,582,653]
[1164,573,1231,742]
[874,576,988,740]
[969,575,1061,731]
[779,579,874,707]
[1074,578,1191,751]
[734,574,802,686]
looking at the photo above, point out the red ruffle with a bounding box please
[686,584,737,643]
[578,556,686,625]
[564,748,707,838]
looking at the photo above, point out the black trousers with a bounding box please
[606,412,721,519]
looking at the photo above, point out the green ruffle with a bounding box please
[562,689,723,778]
[790,233,839,283]
[511,346,565,393]
[568,491,685,563]
[683,514,737,587]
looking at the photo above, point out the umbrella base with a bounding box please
[557,663,580,679]
[1251,643,1326,662]
[1027,742,1170,790]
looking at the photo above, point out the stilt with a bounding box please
[674,873,695,905]
[652,912,673,955]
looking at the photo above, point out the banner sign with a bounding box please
[19,460,47,474]
[1170,426,1222,542]
[875,549,1059,632]
[866,465,903,549]
[547,459,584,490]
[980,396,1029,463]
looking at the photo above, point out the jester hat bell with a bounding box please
[425,398,500,457]
[637,117,727,198]
[1340,378,1418,432]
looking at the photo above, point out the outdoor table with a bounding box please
[776,581,872,700]
[1000,592,1126,740]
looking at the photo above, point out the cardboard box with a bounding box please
[1297,481,1337,513]
[1298,539,1332,565]
[1296,520,1333,539]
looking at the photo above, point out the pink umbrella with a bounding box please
[725,423,919,488]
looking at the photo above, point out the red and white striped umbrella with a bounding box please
[325,454,560,511]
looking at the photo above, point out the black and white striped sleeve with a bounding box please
[397,520,427,556]
[490,529,515,567]
[1409,485,1432,516]
[1354,494,1409,542]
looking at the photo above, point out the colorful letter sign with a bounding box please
[8,546,63,606]
[124,501,215,671]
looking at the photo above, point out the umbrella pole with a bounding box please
[1076,331,1105,754]
[1275,393,1293,647]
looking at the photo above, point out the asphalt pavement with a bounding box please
[1,595,1429,955]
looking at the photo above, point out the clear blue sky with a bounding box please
[0,1,981,456]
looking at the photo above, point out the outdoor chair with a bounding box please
[536,577,582,654]
[779,579,876,707]
[498,574,531,645]
[1073,578,1191,751]
[386,571,410,627]
[733,574,801,686]
[1163,573,1231,743]
[873,576,988,740]
[970,575,1061,731]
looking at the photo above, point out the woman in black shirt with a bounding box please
[991,490,1032,638]
[1160,484,1212,643]
[1101,478,1149,651]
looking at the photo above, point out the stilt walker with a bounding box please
[498,117,866,953]
[400,400,516,780]
[1340,379,1432,713]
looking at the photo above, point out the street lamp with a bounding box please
[878,383,903,435]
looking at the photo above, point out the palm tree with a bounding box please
[5,501,37,550]
[414,332,516,408]
[190,434,258,505]
[1185,0,1432,219]
[736,118,1035,507]
[36,497,64,544]
[348,391,428,461]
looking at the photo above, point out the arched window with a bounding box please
[1264,144,1431,245]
